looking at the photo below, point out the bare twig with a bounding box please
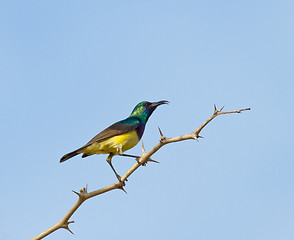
[31,105,250,240]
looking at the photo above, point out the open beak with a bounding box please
[150,100,169,108]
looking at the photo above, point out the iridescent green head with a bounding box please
[130,100,169,122]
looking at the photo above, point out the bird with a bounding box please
[60,100,168,181]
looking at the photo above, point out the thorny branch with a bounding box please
[31,105,250,240]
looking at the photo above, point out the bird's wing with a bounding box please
[82,117,140,148]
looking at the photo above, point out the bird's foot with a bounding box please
[135,157,144,165]
[115,174,128,183]
[116,173,122,182]
[136,156,148,166]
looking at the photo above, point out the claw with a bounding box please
[72,190,80,197]
[135,157,142,165]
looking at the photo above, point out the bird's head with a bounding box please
[130,100,169,121]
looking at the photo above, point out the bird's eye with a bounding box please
[142,102,148,107]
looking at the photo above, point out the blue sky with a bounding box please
[1,1,294,239]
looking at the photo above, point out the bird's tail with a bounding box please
[60,150,80,163]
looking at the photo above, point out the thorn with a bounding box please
[158,126,167,143]
[192,133,199,141]
[141,158,159,166]
[135,156,142,165]
[214,104,217,111]
[118,186,128,194]
[141,141,146,154]
[198,135,204,138]
[65,225,74,235]
[62,221,75,235]
[72,190,80,197]
[220,106,225,112]
[146,158,159,164]
[158,126,164,137]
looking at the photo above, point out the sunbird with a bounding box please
[60,100,168,181]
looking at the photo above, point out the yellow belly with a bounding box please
[80,130,140,155]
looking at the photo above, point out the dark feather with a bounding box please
[60,150,80,162]
[81,117,140,148]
